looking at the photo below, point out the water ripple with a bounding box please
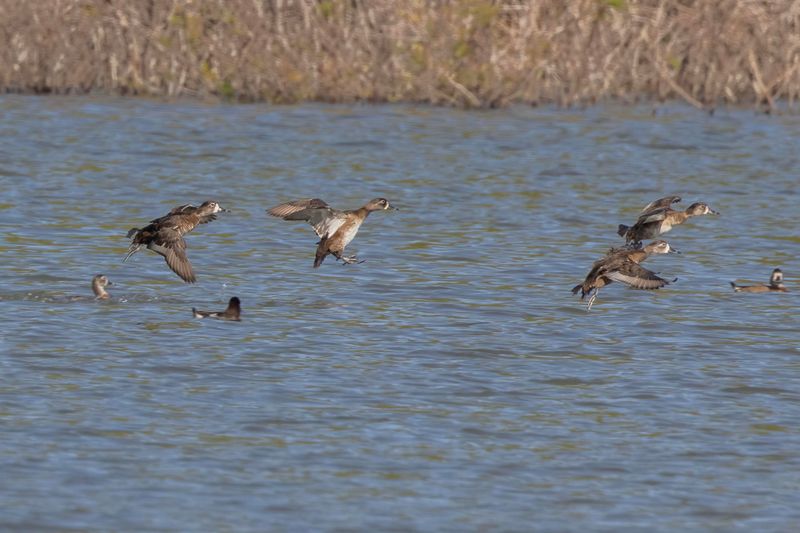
[1,96,799,531]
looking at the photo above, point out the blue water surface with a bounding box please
[0,95,799,531]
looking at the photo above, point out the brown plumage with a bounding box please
[124,200,224,283]
[731,268,788,293]
[617,196,719,247]
[91,274,112,300]
[267,197,396,268]
[192,297,241,321]
[572,240,678,310]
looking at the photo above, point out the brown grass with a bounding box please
[2,0,800,110]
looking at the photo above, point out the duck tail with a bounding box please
[617,224,629,237]
[730,281,741,292]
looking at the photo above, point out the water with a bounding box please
[1,95,799,531]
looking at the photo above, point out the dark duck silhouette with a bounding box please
[193,297,241,321]
[572,240,679,310]
[267,197,396,268]
[617,196,719,247]
[124,201,225,283]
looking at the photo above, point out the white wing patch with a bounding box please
[314,213,347,238]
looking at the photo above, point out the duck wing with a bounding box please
[267,198,346,238]
[640,195,681,214]
[161,241,196,283]
[634,207,671,224]
[147,204,194,224]
[148,231,196,283]
[268,198,330,217]
[606,262,671,290]
[167,203,196,215]
[158,212,207,237]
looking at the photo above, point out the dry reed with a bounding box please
[2,0,799,110]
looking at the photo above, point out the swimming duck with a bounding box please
[91,274,112,299]
[192,297,241,321]
[730,268,788,293]
[124,200,225,283]
[617,196,719,247]
[267,197,396,268]
[572,240,678,310]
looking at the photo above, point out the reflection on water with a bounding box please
[1,96,799,530]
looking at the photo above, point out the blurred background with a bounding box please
[2,0,799,110]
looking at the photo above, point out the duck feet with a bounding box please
[123,244,142,262]
[586,290,598,311]
[340,255,365,265]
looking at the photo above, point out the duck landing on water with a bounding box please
[267,197,396,268]
[124,200,226,283]
[617,196,719,247]
[572,240,679,311]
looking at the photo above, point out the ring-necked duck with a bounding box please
[192,297,241,321]
[91,274,112,299]
[731,268,788,293]
[267,197,396,268]
[124,201,225,283]
[572,240,679,310]
[618,196,719,247]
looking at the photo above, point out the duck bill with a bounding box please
[669,247,681,254]
[709,208,720,215]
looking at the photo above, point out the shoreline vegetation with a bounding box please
[1,0,799,111]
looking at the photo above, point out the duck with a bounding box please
[267,197,396,268]
[124,200,225,283]
[192,297,241,321]
[572,240,679,310]
[731,268,788,293]
[91,274,112,299]
[617,196,719,247]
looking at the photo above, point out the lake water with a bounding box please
[1,95,799,531]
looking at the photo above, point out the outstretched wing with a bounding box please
[148,231,196,283]
[150,204,217,229]
[161,240,196,283]
[267,198,346,238]
[640,195,681,215]
[149,204,194,224]
[267,198,330,217]
[607,262,671,290]
[635,207,670,224]
[160,210,215,236]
